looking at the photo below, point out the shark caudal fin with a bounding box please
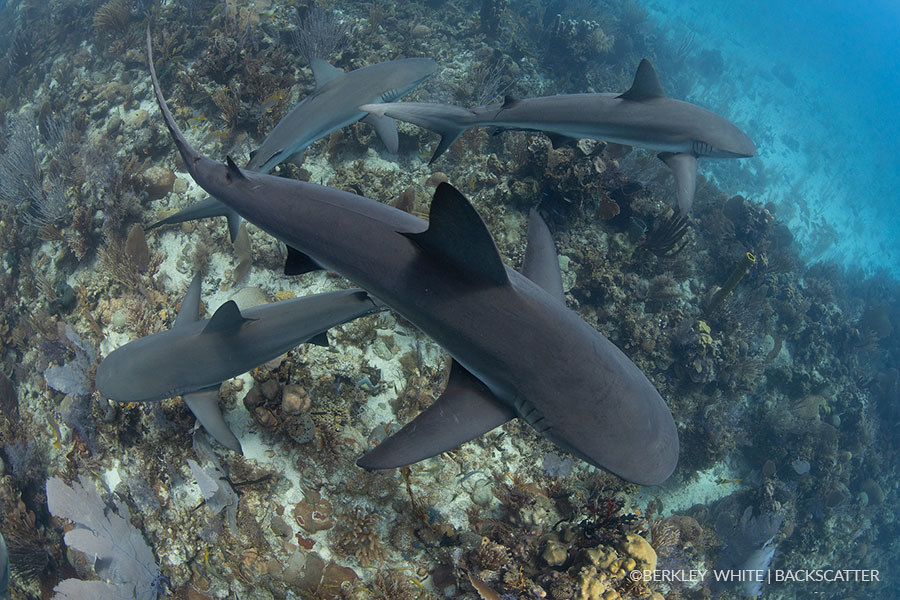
[147,27,204,172]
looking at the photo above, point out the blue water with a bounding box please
[647,0,900,274]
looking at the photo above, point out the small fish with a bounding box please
[716,477,743,486]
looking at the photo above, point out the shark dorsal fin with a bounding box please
[403,183,509,286]
[174,273,204,328]
[618,59,666,101]
[203,301,252,334]
[310,58,344,88]
[501,95,519,108]
[225,156,246,181]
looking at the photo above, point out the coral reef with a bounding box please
[0,2,895,600]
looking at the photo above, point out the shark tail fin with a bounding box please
[147,27,203,170]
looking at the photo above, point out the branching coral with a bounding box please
[333,507,384,568]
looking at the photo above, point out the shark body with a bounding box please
[148,56,437,241]
[148,32,678,485]
[96,274,381,452]
[362,59,756,212]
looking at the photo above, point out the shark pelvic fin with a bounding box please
[183,387,243,453]
[310,58,344,88]
[658,151,698,213]
[284,245,326,276]
[174,273,204,328]
[357,361,515,469]
[618,58,667,101]
[203,300,253,334]
[403,183,509,286]
[522,210,566,303]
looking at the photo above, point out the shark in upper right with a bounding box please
[361,59,756,213]
[148,56,437,241]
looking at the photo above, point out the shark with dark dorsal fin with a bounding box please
[147,30,678,484]
[95,272,382,453]
[362,59,756,213]
[146,55,437,242]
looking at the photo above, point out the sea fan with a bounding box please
[45,477,160,600]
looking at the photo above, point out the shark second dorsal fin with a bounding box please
[203,301,253,334]
[618,59,667,101]
[357,361,515,469]
[174,273,204,328]
[522,210,566,303]
[310,58,344,88]
[403,183,509,286]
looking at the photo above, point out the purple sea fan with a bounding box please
[46,476,161,600]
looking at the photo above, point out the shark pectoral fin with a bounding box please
[203,301,253,334]
[183,387,242,453]
[308,332,329,347]
[658,152,698,213]
[309,58,345,88]
[617,58,667,101]
[284,245,326,276]
[225,208,243,243]
[146,196,231,232]
[362,114,399,154]
[522,209,566,303]
[402,183,510,286]
[357,361,515,469]
[173,272,204,327]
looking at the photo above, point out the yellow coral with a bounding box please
[623,534,657,573]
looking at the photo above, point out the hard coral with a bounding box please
[333,507,384,568]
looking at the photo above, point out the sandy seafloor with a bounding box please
[0,1,897,600]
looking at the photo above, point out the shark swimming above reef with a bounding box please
[147,31,679,485]
[361,59,756,213]
[147,55,437,241]
[95,273,382,453]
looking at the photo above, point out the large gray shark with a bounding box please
[361,59,756,213]
[96,273,382,453]
[148,32,678,485]
[147,56,437,241]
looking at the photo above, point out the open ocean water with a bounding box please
[647,0,900,274]
[0,1,896,599]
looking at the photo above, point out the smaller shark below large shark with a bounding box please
[95,274,382,452]
[147,55,437,241]
[362,59,756,213]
